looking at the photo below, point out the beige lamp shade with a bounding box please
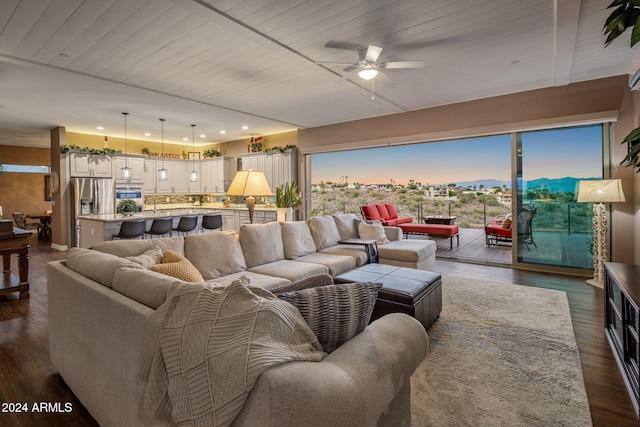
[576,179,626,203]
[226,170,273,197]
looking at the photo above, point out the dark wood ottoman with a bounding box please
[334,263,442,330]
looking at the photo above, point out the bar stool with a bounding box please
[112,219,146,240]
[172,215,198,236]
[201,214,223,232]
[146,217,173,238]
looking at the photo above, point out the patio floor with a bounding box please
[406,227,593,270]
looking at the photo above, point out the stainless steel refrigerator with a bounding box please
[70,178,115,247]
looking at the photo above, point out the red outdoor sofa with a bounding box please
[361,204,459,250]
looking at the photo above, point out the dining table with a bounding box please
[27,213,51,241]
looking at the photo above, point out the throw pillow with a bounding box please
[358,220,389,244]
[332,214,359,240]
[502,213,513,229]
[277,282,381,353]
[308,215,342,250]
[126,246,163,269]
[239,222,285,268]
[184,230,246,279]
[150,250,204,283]
[281,221,317,259]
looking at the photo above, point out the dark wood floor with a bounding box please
[0,236,637,426]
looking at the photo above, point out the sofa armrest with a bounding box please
[383,226,403,241]
[234,313,428,427]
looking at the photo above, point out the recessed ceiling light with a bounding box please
[242,125,249,130]
[144,132,151,136]
[182,137,189,141]
[219,130,226,134]
[97,126,104,130]
[199,134,206,138]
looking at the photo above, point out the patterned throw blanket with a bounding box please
[137,278,325,426]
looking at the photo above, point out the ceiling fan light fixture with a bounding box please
[358,67,378,80]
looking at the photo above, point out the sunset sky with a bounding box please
[311,125,603,185]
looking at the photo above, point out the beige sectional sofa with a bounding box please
[47,214,435,426]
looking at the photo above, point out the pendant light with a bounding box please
[189,124,199,182]
[120,112,132,180]
[157,118,169,181]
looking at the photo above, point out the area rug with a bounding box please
[411,275,592,427]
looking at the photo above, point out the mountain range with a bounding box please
[446,176,599,193]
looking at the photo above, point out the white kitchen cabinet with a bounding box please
[238,150,297,191]
[112,155,144,183]
[143,159,156,193]
[68,152,112,178]
[201,157,236,193]
[170,160,189,193]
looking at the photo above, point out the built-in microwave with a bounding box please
[115,185,143,210]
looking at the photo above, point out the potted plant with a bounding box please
[275,181,301,222]
[117,199,139,216]
[250,136,265,152]
[141,147,150,155]
[603,1,640,173]
[203,148,221,158]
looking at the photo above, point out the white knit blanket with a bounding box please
[137,278,325,426]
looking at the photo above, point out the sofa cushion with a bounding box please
[93,236,185,258]
[277,282,381,353]
[358,220,389,244]
[385,204,399,220]
[209,271,291,291]
[319,245,369,267]
[126,247,163,269]
[112,267,183,309]
[184,230,246,280]
[361,205,382,221]
[150,250,205,282]
[66,247,143,288]
[308,215,342,250]
[294,252,357,277]
[332,214,359,240]
[248,259,329,282]
[281,221,316,259]
[239,222,285,268]
[375,204,391,220]
[377,239,436,263]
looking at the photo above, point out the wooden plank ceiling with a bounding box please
[0,0,634,147]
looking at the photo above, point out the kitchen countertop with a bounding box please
[78,206,277,222]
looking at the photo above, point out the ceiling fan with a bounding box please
[317,43,425,80]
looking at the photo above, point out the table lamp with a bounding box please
[576,179,626,288]
[226,170,273,224]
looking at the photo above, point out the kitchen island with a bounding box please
[76,206,277,248]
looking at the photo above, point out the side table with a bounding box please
[423,216,457,225]
[338,238,379,263]
[0,228,32,299]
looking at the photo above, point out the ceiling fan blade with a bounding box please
[364,45,382,63]
[316,61,358,66]
[325,40,367,51]
[343,65,358,73]
[381,60,425,69]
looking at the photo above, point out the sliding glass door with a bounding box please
[514,125,605,270]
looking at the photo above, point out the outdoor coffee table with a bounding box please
[334,263,442,330]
